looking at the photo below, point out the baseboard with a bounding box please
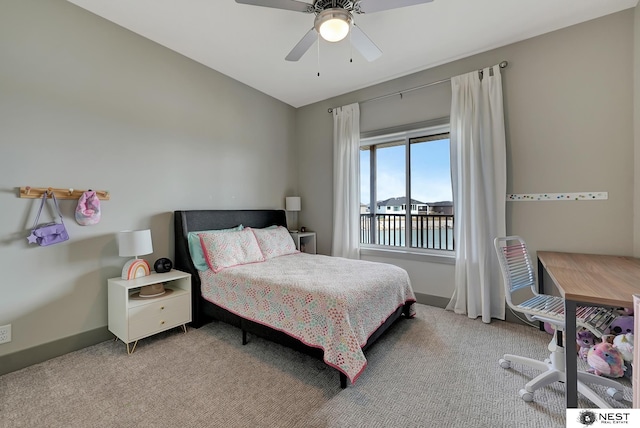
[0,327,112,377]
[413,292,536,328]
[414,293,451,309]
[414,292,450,308]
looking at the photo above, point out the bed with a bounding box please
[174,209,416,388]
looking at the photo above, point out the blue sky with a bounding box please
[360,138,452,205]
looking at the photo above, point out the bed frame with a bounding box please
[174,209,412,388]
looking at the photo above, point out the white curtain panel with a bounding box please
[332,103,361,259]
[446,65,507,323]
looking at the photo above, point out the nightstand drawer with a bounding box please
[128,293,190,340]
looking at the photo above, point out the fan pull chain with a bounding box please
[317,32,320,77]
[349,19,353,63]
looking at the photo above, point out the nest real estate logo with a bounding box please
[567,409,639,427]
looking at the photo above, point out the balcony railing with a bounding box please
[360,213,454,251]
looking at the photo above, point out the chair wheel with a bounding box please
[499,358,511,369]
[607,388,623,401]
[519,389,534,402]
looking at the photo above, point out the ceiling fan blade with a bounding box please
[285,28,317,61]
[235,0,313,13]
[357,0,433,14]
[350,24,382,62]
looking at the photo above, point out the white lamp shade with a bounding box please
[118,229,153,257]
[285,197,301,212]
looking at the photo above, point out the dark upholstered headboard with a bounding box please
[173,210,287,327]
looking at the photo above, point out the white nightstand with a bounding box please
[108,270,192,354]
[289,231,316,254]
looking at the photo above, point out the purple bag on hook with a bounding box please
[27,193,70,246]
[75,190,101,226]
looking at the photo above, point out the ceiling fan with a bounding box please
[235,0,434,62]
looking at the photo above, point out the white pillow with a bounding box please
[199,228,265,273]
[250,226,298,259]
[188,225,243,271]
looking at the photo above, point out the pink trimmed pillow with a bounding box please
[199,228,265,273]
[250,226,298,259]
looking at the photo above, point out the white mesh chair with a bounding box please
[494,236,623,407]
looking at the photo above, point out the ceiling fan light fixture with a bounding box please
[314,8,351,42]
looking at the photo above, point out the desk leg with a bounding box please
[537,258,545,295]
[537,258,546,331]
[565,299,578,408]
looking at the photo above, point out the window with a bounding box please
[359,122,453,252]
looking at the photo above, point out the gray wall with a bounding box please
[1,0,638,371]
[0,0,297,362]
[296,10,637,301]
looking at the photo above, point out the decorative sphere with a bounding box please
[154,258,173,273]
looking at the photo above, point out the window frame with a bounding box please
[359,118,454,263]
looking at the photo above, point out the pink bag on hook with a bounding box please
[75,190,101,226]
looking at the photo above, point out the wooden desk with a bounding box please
[537,251,640,408]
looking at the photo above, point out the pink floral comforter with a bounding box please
[199,253,416,383]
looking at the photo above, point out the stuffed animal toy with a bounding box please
[613,333,634,361]
[544,322,555,335]
[606,315,634,336]
[576,329,598,362]
[586,339,625,378]
[613,333,634,379]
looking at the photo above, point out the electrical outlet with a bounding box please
[0,324,11,344]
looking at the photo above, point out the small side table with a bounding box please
[107,270,192,354]
[289,231,317,254]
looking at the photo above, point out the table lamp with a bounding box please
[285,196,301,232]
[118,229,153,280]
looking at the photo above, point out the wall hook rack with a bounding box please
[19,186,110,200]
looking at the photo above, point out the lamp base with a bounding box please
[121,258,151,280]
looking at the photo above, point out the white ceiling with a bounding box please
[67,0,638,108]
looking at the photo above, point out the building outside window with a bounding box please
[360,122,453,251]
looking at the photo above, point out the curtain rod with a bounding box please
[327,60,508,113]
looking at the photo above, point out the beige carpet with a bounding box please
[0,304,632,428]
